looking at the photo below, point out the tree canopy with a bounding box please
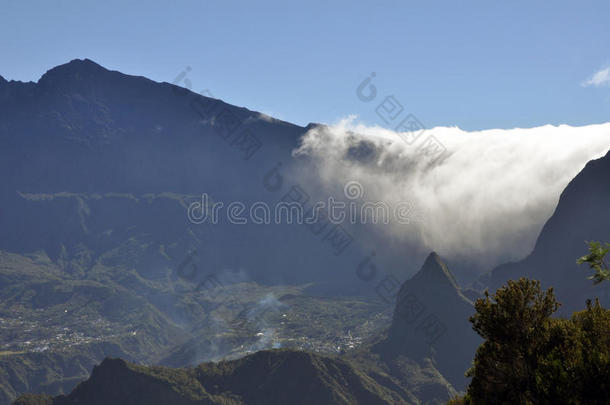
[450,278,610,404]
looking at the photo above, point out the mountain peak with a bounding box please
[67,58,102,67]
[38,58,108,86]
[96,357,129,371]
[424,251,442,265]
[411,251,460,291]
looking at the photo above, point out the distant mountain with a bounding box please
[1,58,311,196]
[0,59,423,404]
[478,150,610,313]
[0,58,308,282]
[0,58,418,292]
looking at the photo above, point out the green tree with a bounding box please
[569,299,610,401]
[465,278,559,404]
[455,279,610,405]
[577,241,610,284]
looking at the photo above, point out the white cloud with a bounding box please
[293,118,610,269]
[244,112,277,124]
[582,67,610,87]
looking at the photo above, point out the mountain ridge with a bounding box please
[12,351,414,405]
[2,58,608,404]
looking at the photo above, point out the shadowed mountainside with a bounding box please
[342,252,481,403]
[477,150,610,313]
[0,58,422,293]
[372,253,479,389]
[12,352,411,405]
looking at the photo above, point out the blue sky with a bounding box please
[1,0,610,130]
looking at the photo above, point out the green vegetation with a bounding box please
[451,278,610,404]
[5,250,469,404]
[577,241,610,284]
[0,250,395,404]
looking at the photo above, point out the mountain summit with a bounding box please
[38,58,109,85]
[404,252,463,294]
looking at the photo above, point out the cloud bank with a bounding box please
[293,118,610,268]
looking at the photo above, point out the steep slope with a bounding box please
[0,58,303,194]
[0,58,418,293]
[479,150,610,313]
[0,58,311,284]
[12,352,417,405]
[367,253,480,393]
